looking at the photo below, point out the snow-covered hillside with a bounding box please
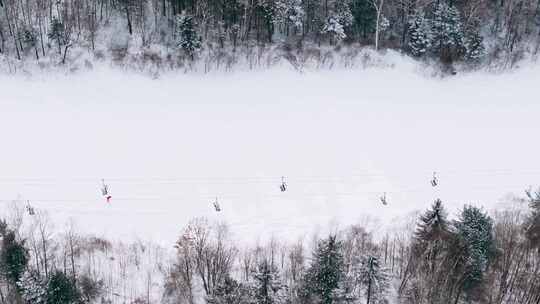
[1,61,539,245]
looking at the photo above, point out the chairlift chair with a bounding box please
[280,176,287,192]
[101,179,112,203]
[213,197,221,212]
[26,201,35,215]
[380,192,388,205]
[431,172,438,187]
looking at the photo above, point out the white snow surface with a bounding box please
[1,57,540,245]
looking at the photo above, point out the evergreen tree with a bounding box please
[357,256,388,304]
[18,270,48,304]
[415,199,451,245]
[464,28,485,61]
[320,1,353,44]
[454,205,495,300]
[259,0,280,43]
[408,11,432,57]
[78,274,104,303]
[46,271,80,304]
[306,235,344,304]
[350,0,377,40]
[0,229,29,285]
[282,0,305,32]
[321,17,347,43]
[431,2,465,62]
[334,1,354,31]
[175,12,202,60]
[405,199,454,303]
[252,259,287,304]
[48,17,66,55]
[207,276,253,304]
[0,220,7,238]
[21,28,37,48]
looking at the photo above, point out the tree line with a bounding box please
[0,0,539,72]
[0,189,539,303]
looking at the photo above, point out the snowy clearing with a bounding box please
[1,62,539,245]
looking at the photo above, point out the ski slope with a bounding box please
[1,59,540,245]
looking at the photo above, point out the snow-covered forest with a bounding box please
[0,0,539,73]
[0,193,539,304]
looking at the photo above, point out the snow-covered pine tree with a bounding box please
[401,199,453,303]
[463,27,485,62]
[46,271,80,304]
[259,0,280,43]
[334,1,354,30]
[454,205,495,300]
[17,270,47,304]
[331,274,356,304]
[305,235,344,304]
[350,0,377,41]
[357,256,389,304]
[408,11,432,57]
[414,199,451,245]
[282,0,305,33]
[321,1,353,44]
[175,12,202,61]
[0,229,28,286]
[431,2,465,62]
[48,17,66,55]
[252,259,287,304]
[321,16,347,43]
[207,276,254,304]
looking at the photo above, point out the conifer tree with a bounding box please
[465,28,485,61]
[431,2,465,62]
[321,17,347,43]
[407,199,453,302]
[207,276,253,304]
[175,12,202,60]
[48,17,66,55]
[17,270,47,304]
[524,188,540,249]
[454,205,495,300]
[415,199,450,247]
[408,11,432,57]
[0,229,28,286]
[46,271,80,304]
[357,256,388,304]
[350,0,377,40]
[306,235,344,304]
[252,259,287,304]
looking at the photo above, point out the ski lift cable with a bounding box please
[1,180,535,201]
[0,182,532,204]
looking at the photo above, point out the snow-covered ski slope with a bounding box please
[1,60,540,245]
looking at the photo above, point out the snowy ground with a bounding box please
[1,58,540,245]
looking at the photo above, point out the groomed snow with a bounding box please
[1,59,540,244]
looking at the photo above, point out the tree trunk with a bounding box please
[126,6,133,35]
[62,43,71,64]
[373,0,384,51]
[367,277,372,304]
